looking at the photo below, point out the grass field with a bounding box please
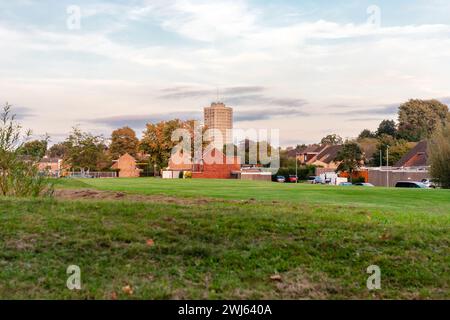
[0,178,449,299]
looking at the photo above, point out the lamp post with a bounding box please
[295,152,298,183]
[386,145,390,188]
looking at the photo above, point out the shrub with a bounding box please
[429,121,450,189]
[0,103,53,197]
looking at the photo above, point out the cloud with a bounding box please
[235,108,309,122]
[0,103,35,120]
[85,105,309,129]
[331,104,398,116]
[159,86,307,108]
[159,86,266,99]
[85,112,201,129]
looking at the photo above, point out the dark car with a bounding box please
[395,181,429,189]
[276,176,286,183]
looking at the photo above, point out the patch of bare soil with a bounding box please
[54,189,215,206]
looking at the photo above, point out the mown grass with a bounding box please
[0,179,449,299]
[63,178,450,214]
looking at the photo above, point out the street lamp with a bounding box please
[386,145,390,188]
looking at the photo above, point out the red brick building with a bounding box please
[192,148,241,179]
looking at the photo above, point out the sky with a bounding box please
[1,0,450,146]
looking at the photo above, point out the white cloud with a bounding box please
[1,0,450,145]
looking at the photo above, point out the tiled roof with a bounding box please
[314,145,343,164]
[395,141,428,167]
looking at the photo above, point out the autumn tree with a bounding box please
[63,127,110,171]
[109,126,139,159]
[334,141,364,182]
[428,121,450,188]
[376,120,397,137]
[398,99,449,141]
[140,119,185,169]
[320,134,343,146]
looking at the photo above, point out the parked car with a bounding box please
[310,176,324,184]
[288,175,298,183]
[276,176,286,183]
[395,181,429,189]
[354,183,375,187]
[421,179,436,189]
[339,182,353,186]
[307,176,317,184]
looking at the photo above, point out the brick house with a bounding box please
[111,153,142,178]
[192,148,241,179]
[307,145,343,169]
[38,157,63,177]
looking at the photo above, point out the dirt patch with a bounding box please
[54,189,217,206]
[273,268,343,300]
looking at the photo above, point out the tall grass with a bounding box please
[0,103,53,197]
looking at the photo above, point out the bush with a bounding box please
[272,165,316,181]
[429,122,450,189]
[0,103,53,197]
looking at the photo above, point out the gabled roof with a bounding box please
[313,145,343,164]
[301,144,324,154]
[395,141,428,167]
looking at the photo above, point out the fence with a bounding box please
[367,168,430,187]
[67,172,117,179]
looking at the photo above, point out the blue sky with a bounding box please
[1,0,450,145]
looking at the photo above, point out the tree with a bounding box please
[398,99,449,141]
[371,134,413,167]
[321,134,343,146]
[334,141,364,182]
[19,139,48,160]
[140,119,185,169]
[357,137,378,164]
[358,129,375,139]
[47,142,68,158]
[428,121,450,188]
[109,126,139,159]
[63,127,110,171]
[0,103,52,197]
[376,120,397,137]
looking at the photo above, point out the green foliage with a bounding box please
[334,141,364,181]
[358,129,376,139]
[429,121,450,189]
[376,119,397,137]
[0,103,53,197]
[320,134,343,145]
[18,138,48,160]
[63,127,110,171]
[398,99,449,141]
[371,135,413,167]
[274,165,315,180]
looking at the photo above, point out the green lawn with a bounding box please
[0,178,449,299]
[60,177,450,214]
